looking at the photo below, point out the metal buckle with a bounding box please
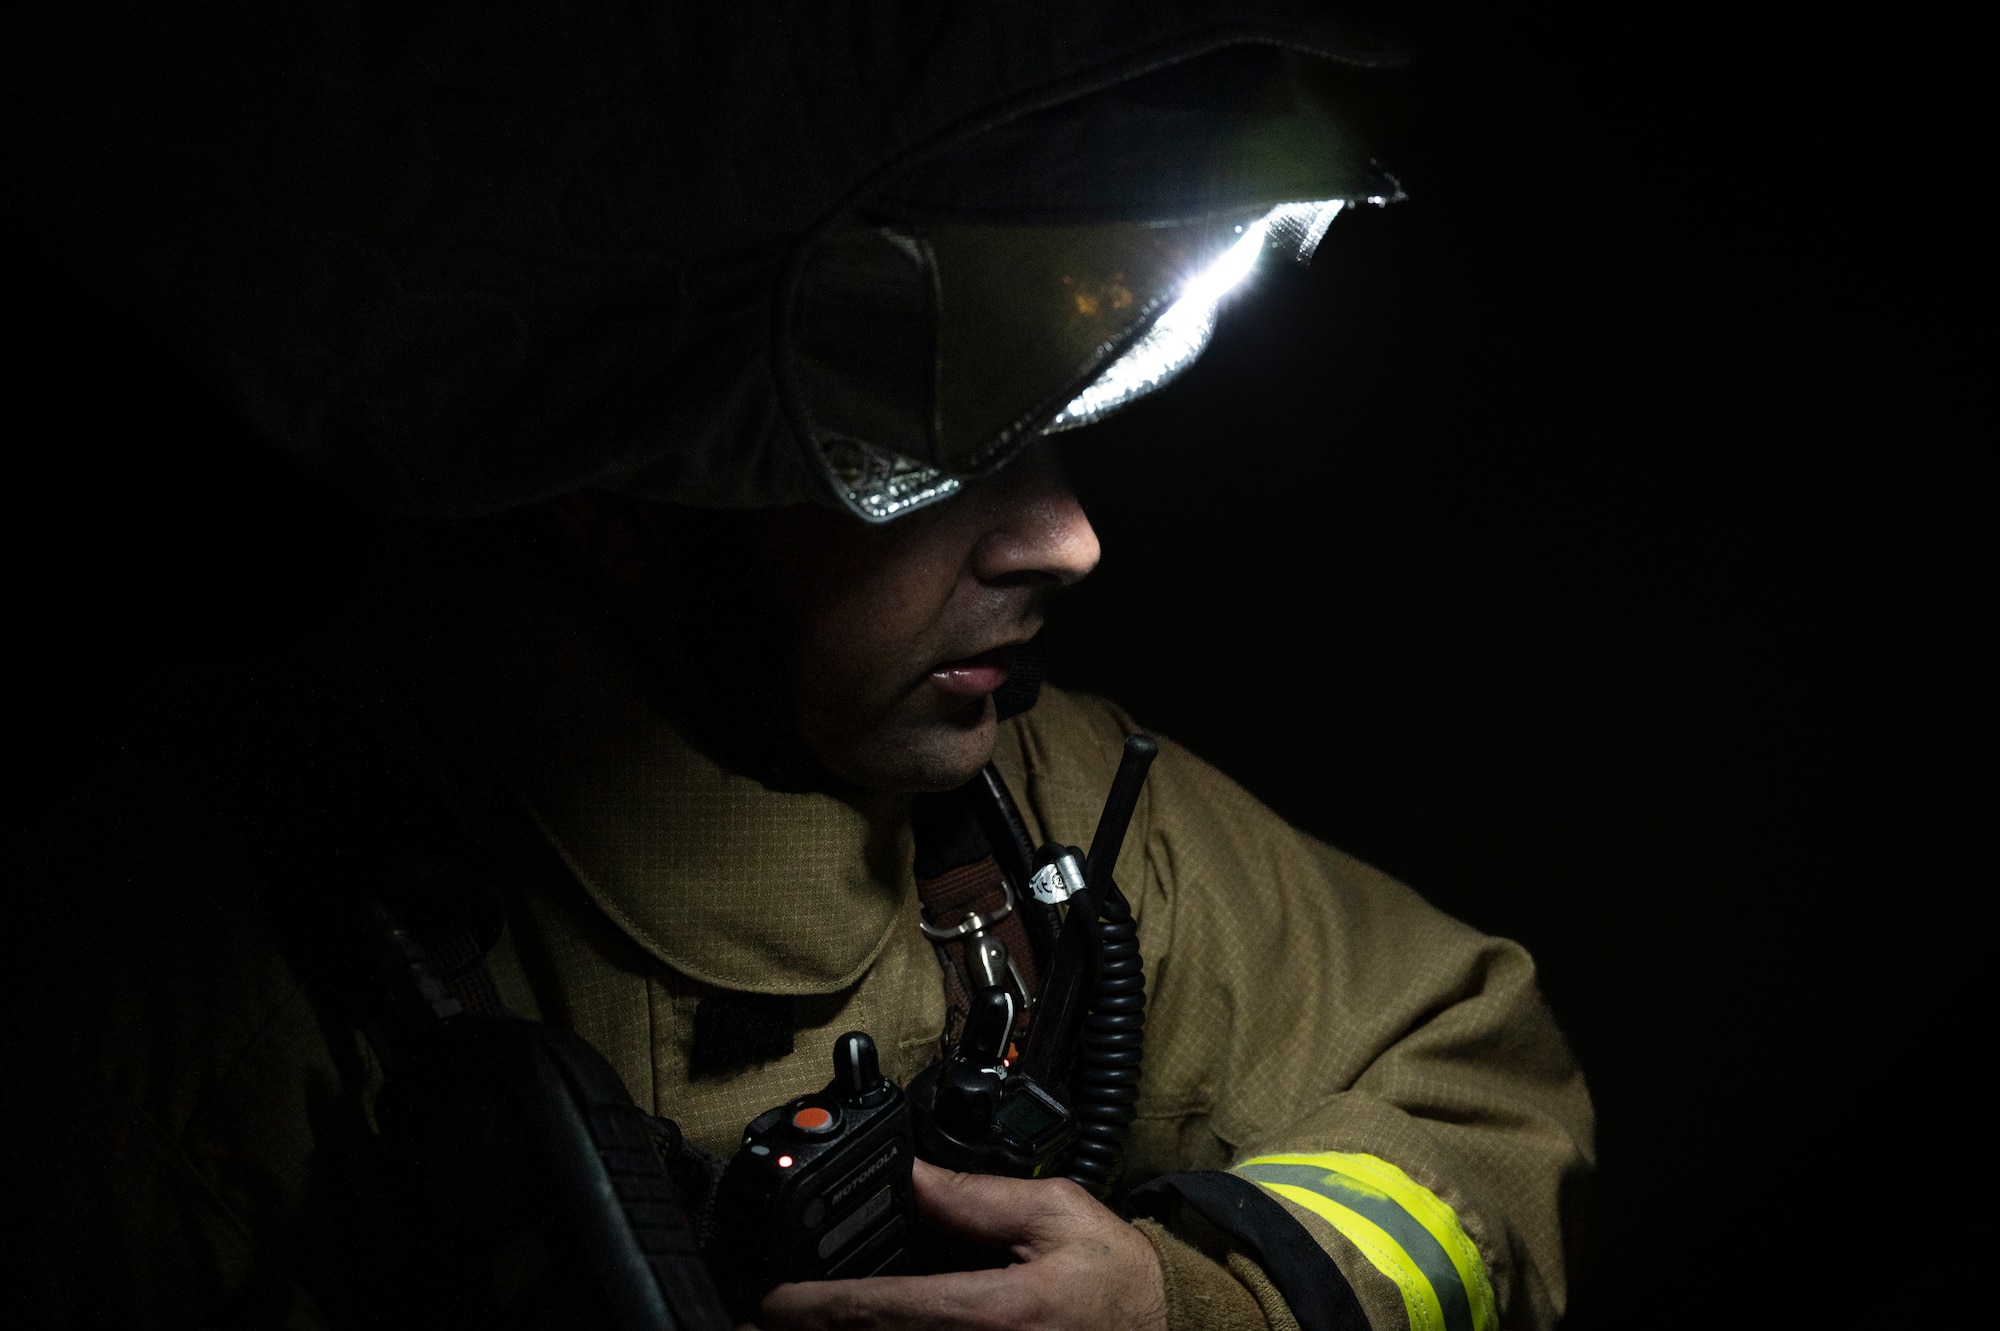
[918,878,1017,942]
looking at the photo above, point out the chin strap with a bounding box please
[992,633,1046,721]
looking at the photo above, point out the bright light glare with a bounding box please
[1043,199,1344,433]
[777,1155,795,1167]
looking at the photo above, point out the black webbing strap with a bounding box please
[1127,1170,1371,1331]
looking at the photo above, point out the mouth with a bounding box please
[927,643,1019,698]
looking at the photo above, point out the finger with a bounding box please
[757,1268,1019,1331]
[910,1158,1100,1251]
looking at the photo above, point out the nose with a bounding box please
[967,445,1101,588]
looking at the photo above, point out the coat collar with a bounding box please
[457,574,914,994]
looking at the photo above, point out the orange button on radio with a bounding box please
[791,1106,836,1133]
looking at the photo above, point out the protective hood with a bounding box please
[25,2,1406,518]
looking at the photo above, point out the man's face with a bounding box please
[753,444,1100,791]
[564,443,1099,793]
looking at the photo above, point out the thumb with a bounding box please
[911,1158,1095,1252]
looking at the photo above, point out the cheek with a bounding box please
[803,572,972,732]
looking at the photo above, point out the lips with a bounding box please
[928,643,1018,697]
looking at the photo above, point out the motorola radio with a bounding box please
[713,1032,917,1309]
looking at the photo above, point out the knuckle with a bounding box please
[1042,1177,1096,1216]
[1049,1177,1092,1204]
[824,1288,880,1329]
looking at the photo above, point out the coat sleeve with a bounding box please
[1003,695,1594,1331]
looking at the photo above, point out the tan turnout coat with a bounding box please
[3,582,1593,1329]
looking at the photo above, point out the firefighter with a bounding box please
[7,5,1592,1327]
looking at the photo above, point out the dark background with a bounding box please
[7,2,1986,1326]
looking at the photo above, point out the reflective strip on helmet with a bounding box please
[1233,1153,1497,1331]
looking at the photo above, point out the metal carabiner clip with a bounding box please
[920,879,1034,1013]
[917,878,1018,943]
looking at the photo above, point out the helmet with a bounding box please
[27,2,1404,518]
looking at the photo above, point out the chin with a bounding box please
[829,698,999,794]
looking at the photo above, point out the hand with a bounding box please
[750,1159,1168,1331]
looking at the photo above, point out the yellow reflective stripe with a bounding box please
[1333,1155,1497,1329]
[1250,1178,1451,1331]
[1234,1152,1497,1331]
[1259,1152,1497,1331]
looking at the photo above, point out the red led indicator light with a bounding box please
[777,1155,795,1168]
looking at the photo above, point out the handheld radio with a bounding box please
[712,1032,917,1309]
